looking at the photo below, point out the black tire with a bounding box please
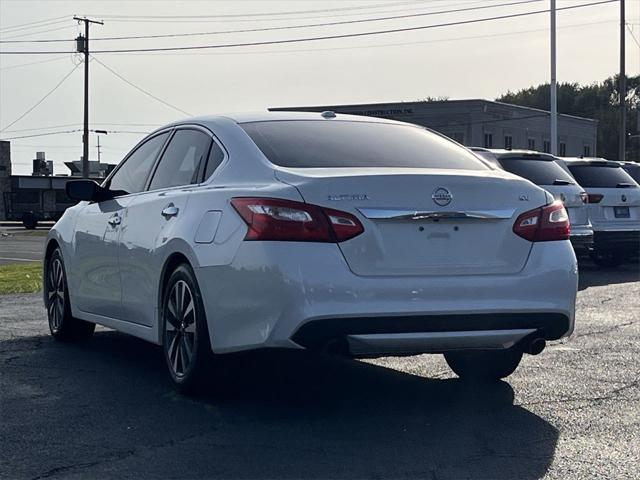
[444,348,523,381]
[46,248,95,342]
[161,263,213,395]
[590,249,629,268]
[22,213,38,230]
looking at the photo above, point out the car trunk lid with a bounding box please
[276,167,547,276]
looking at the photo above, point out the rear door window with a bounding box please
[498,158,575,186]
[567,165,638,188]
[108,132,170,195]
[241,120,488,170]
[149,129,212,191]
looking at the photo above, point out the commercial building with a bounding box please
[0,140,116,228]
[271,99,598,157]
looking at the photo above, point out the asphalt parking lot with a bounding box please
[0,226,48,265]
[0,249,639,478]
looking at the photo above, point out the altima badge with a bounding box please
[432,187,452,206]
[328,194,369,201]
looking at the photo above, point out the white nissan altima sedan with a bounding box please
[45,111,578,393]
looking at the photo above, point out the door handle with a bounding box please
[161,205,179,218]
[107,215,121,227]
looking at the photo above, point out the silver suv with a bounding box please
[472,149,593,254]
[561,158,640,266]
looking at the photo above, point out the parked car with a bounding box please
[471,148,593,254]
[45,112,577,393]
[619,161,640,183]
[561,158,640,266]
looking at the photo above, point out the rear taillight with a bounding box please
[587,193,603,203]
[513,201,571,242]
[230,197,364,243]
[580,192,589,204]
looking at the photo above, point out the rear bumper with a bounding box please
[569,228,594,252]
[347,329,538,357]
[196,241,578,354]
[593,230,640,252]
[293,313,569,350]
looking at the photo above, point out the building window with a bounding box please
[527,138,535,150]
[484,133,493,148]
[504,135,513,150]
[543,140,551,153]
[559,142,567,157]
[583,145,591,157]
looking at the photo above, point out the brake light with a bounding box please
[580,192,589,204]
[513,201,571,242]
[231,197,364,242]
[587,193,603,203]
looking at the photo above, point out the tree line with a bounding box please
[497,75,639,161]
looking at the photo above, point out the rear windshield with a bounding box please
[498,158,575,186]
[241,120,488,170]
[472,151,500,167]
[567,165,638,188]
[623,164,640,183]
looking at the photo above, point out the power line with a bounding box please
[2,122,161,133]
[97,1,488,26]
[627,23,640,48]
[0,55,69,71]
[0,129,148,141]
[90,56,192,116]
[0,0,542,44]
[0,15,70,33]
[0,0,617,55]
[1,129,82,140]
[0,25,76,41]
[94,1,431,20]
[0,64,80,133]
[97,19,617,58]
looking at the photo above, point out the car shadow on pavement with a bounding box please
[578,258,640,290]
[2,331,558,479]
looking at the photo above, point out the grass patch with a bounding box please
[0,262,42,294]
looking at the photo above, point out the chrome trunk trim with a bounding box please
[357,208,515,220]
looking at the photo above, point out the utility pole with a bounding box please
[73,16,103,179]
[95,129,108,163]
[550,0,558,156]
[618,0,626,161]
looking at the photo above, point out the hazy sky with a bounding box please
[1,0,639,175]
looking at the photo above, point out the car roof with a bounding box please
[174,110,411,127]
[470,148,557,162]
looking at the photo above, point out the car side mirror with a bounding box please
[66,180,113,202]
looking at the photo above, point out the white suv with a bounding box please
[563,158,640,266]
[472,149,593,255]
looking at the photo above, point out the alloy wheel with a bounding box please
[47,258,65,332]
[164,280,197,378]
